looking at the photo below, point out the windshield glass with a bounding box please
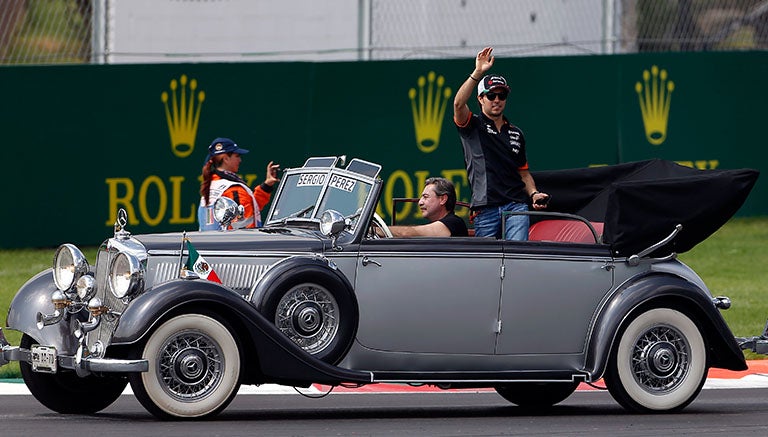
[270,173,326,221]
[267,169,375,230]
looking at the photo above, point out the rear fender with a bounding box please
[585,272,747,379]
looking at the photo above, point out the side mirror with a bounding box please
[213,196,245,230]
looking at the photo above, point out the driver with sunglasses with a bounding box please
[454,46,549,240]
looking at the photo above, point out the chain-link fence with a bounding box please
[1,0,766,65]
[0,0,92,64]
[370,0,768,59]
[621,0,768,53]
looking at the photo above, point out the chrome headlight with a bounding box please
[108,252,144,299]
[53,244,89,291]
[320,209,346,236]
[75,274,96,300]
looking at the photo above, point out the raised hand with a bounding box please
[476,46,496,75]
[264,161,280,187]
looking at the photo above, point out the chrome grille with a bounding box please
[86,248,128,353]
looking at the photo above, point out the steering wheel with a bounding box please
[368,212,393,239]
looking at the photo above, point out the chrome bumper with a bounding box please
[0,327,15,367]
[736,319,768,356]
[0,327,147,373]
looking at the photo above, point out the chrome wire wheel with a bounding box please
[275,283,339,355]
[129,313,241,419]
[605,308,707,412]
[157,330,224,401]
[629,325,689,393]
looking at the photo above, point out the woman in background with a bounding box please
[198,137,279,230]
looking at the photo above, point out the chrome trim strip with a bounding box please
[148,250,319,257]
[355,251,611,262]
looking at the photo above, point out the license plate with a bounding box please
[31,344,57,373]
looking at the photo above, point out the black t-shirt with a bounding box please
[438,212,469,237]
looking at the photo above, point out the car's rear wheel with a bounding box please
[19,334,127,414]
[604,307,707,412]
[128,313,241,420]
[495,381,579,409]
[262,269,357,364]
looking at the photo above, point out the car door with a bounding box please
[353,237,503,354]
[496,242,614,355]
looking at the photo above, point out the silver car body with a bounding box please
[0,156,749,418]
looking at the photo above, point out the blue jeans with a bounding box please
[473,201,529,240]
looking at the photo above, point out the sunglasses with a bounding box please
[483,91,508,101]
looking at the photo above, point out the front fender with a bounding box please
[111,279,253,344]
[585,272,747,379]
[6,269,85,353]
[111,278,371,385]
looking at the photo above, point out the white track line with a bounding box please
[2,374,768,396]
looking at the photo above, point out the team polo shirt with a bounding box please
[456,112,528,209]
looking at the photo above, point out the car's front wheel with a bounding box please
[494,381,579,409]
[604,307,707,412]
[128,313,241,420]
[19,334,127,414]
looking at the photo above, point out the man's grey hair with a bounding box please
[425,177,457,212]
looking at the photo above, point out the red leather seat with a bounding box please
[528,220,603,243]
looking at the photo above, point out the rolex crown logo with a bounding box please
[635,66,674,146]
[409,71,452,153]
[161,74,205,158]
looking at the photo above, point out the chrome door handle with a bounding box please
[361,256,381,267]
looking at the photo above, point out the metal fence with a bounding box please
[1,0,766,65]
[0,0,93,64]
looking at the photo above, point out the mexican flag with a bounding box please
[185,240,222,283]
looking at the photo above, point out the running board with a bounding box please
[371,369,589,384]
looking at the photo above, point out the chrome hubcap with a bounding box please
[294,303,322,335]
[631,326,690,393]
[176,350,205,382]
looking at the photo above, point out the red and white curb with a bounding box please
[2,361,768,396]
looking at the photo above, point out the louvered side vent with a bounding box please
[153,262,180,285]
[215,263,270,293]
[153,261,270,294]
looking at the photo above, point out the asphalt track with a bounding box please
[2,361,768,436]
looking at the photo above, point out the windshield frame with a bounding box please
[264,159,382,238]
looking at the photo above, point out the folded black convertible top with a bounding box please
[532,160,759,257]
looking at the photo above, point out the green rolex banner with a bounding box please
[185,239,222,283]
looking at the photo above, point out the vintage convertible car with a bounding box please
[0,156,763,419]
